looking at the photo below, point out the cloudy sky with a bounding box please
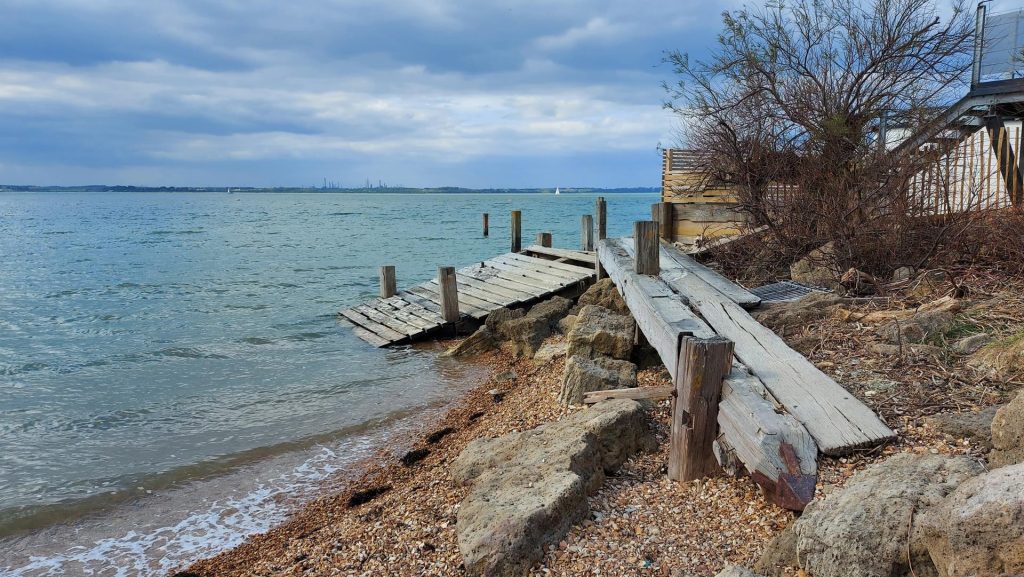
[0,0,751,188]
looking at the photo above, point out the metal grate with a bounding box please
[750,280,829,303]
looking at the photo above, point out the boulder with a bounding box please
[950,333,991,355]
[533,341,568,363]
[558,356,637,406]
[526,296,572,325]
[442,326,496,357]
[485,307,525,340]
[753,525,798,577]
[452,399,654,577]
[566,305,635,360]
[790,242,841,289]
[792,453,983,577]
[919,463,1024,577]
[877,310,955,344]
[573,278,629,315]
[557,314,577,335]
[990,390,1024,467]
[923,406,999,451]
[753,293,844,333]
[503,316,551,358]
[968,332,1024,381]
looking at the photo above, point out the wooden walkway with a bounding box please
[340,246,596,347]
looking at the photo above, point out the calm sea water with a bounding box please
[0,191,656,575]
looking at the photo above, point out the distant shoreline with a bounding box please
[0,186,659,194]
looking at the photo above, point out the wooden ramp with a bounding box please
[597,236,895,509]
[340,248,595,346]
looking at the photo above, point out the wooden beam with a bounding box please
[622,239,761,308]
[581,215,594,251]
[582,386,673,404]
[511,210,522,253]
[438,267,460,322]
[379,265,396,298]
[669,337,734,482]
[634,221,660,275]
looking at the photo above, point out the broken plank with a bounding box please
[504,252,595,276]
[352,326,389,347]
[523,245,597,265]
[597,238,715,378]
[339,308,406,343]
[659,260,895,454]
[354,304,422,337]
[460,265,549,297]
[454,274,534,303]
[582,386,673,404]
[495,255,587,283]
[408,284,488,318]
[486,259,573,289]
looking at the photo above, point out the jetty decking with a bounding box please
[341,245,596,347]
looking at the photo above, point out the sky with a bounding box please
[0,0,749,188]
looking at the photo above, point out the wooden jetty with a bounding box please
[340,245,596,347]
[595,231,895,510]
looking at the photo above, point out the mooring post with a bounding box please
[483,213,489,237]
[511,210,522,253]
[596,197,607,240]
[668,337,734,482]
[634,221,660,275]
[536,232,552,248]
[651,203,660,222]
[658,202,673,242]
[379,265,396,298]
[581,215,594,251]
[438,266,460,323]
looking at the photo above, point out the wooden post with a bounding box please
[651,203,660,221]
[596,197,607,240]
[581,215,594,251]
[379,265,396,298]
[669,337,734,482]
[634,221,659,275]
[536,232,552,247]
[483,213,489,237]
[438,267,460,322]
[658,202,673,242]
[511,210,522,253]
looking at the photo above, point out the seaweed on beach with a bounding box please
[400,448,430,466]
[347,485,392,507]
[426,427,455,444]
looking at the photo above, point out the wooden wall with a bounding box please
[661,149,751,249]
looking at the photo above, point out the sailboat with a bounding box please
[554,187,560,195]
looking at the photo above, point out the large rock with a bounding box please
[573,278,629,315]
[790,242,840,289]
[950,333,991,355]
[558,355,637,406]
[792,453,983,577]
[990,390,1024,467]
[566,305,635,360]
[923,406,999,451]
[878,310,955,345]
[919,463,1024,577]
[452,399,654,577]
[533,341,568,363]
[753,293,844,333]
[968,332,1024,381]
[485,307,525,340]
[503,316,551,358]
[526,296,572,325]
[442,326,496,357]
[753,525,798,577]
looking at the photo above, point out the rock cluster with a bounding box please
[443,296,573,359]
[558,295,638,405]
[452,399,655,577]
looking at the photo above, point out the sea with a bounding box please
[0,190,657,576]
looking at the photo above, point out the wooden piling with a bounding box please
[581,215,594,251]
[438,267,460,322]
[511,210,522,253]
[657,202,673,242]
[536,232,552,247]
[669,337,734,482]
[483,213,489,237]
[633,221,659,275]
[379,265,396,298]
[596,197,607,240]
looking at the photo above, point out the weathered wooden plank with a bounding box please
[354,304,421,337]
[397,290,443,315]
[429,278,507,310]
[451,279,515,307]
[659,258,895,454]
[503,252,595,277]
[383,296,444,325]
[582,386,674,404]
[339,308,406,343]
[352,326,389,347]
[373,299,435,330]
[489,257,581,286]
[523,245,597,265]
[460,264,549,297]
[406,285,486,318]
[634,221,660,275]
[656,241,761,309]
[455,273,535,302]
[718,365,818,510]
[597,238,715,379]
